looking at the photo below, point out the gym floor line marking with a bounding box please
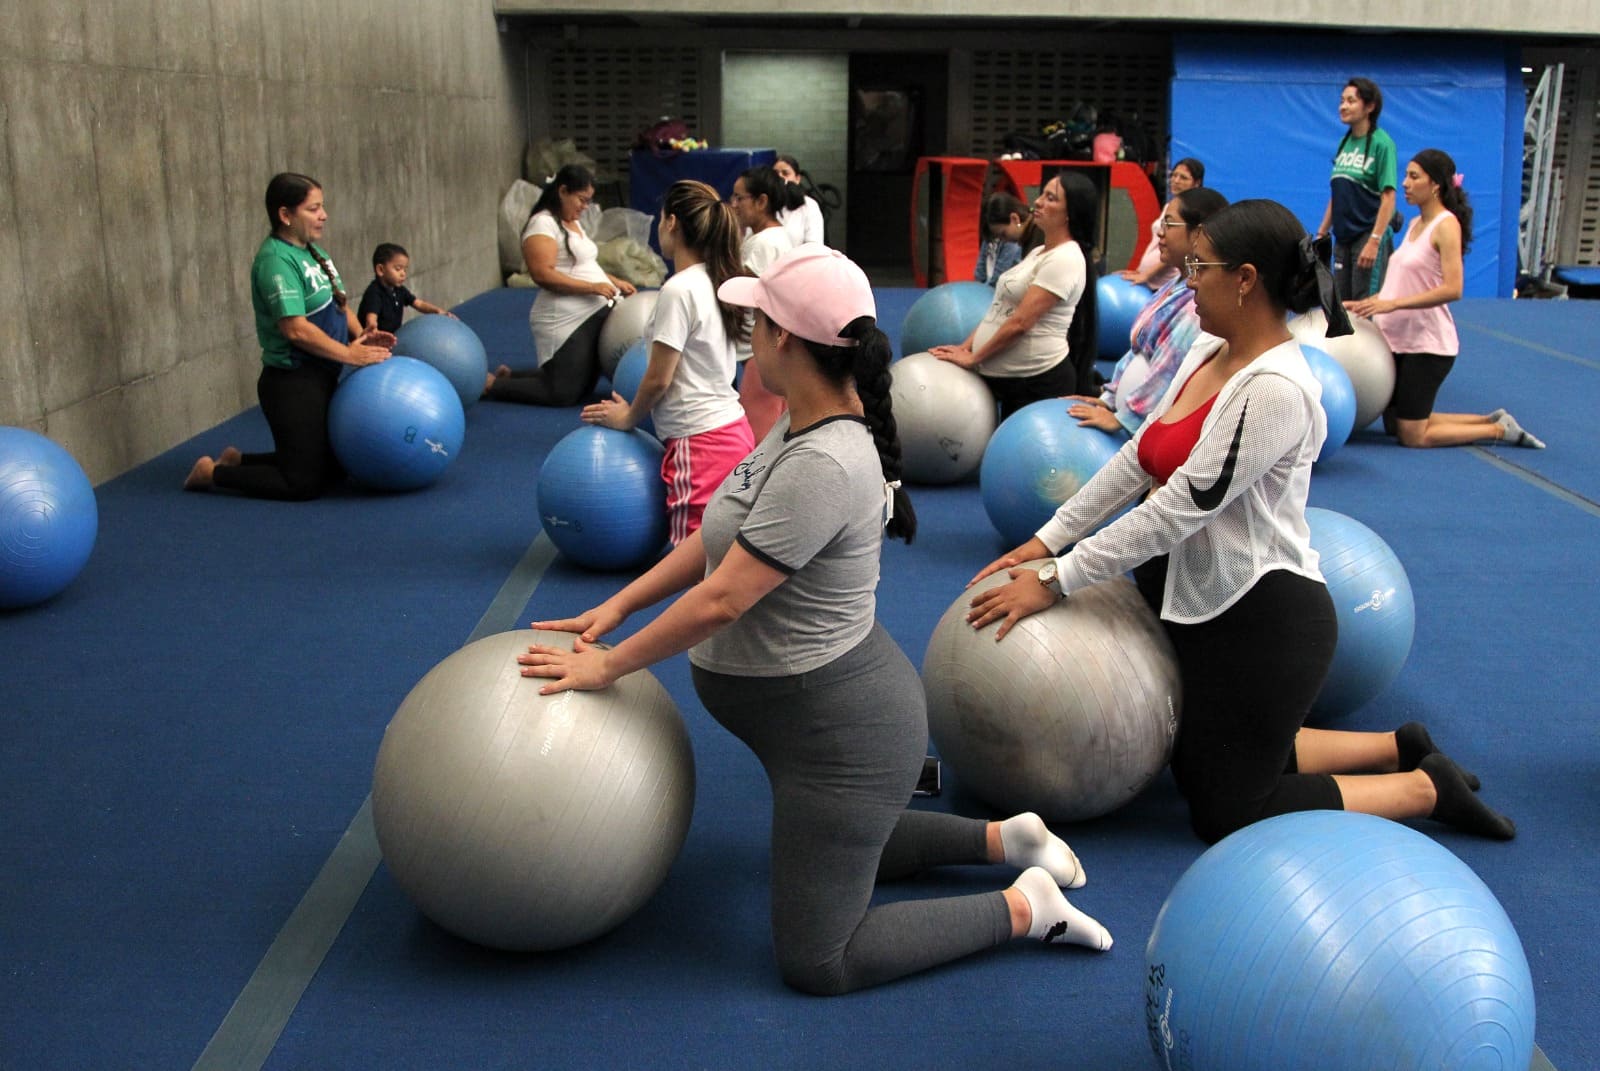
[1461,321,1600,373]
[1467,447,1600,520]
[191,533,560,1071]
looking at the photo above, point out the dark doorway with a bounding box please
[847,52,948,277]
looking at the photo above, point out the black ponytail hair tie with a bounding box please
[1300,234,1353,338]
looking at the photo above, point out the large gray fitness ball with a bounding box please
[372,629,695,951]
[922,570,1181,822]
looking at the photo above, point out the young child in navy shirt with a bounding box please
[357,243,455,333]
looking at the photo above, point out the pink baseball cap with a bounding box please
[717,245,876,348]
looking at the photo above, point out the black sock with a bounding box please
[1422,754,1514,840]
[1395,722,1479,790]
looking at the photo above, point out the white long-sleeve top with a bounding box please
[1035,336,1327,624]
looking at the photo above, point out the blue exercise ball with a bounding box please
[329,357,466,492]
[1300,344,1357,462]
[609,339,655,435]
[1096,274,1152,359]
[1145,810,1534,1071]
[899,282,994,358]
[980,399,1123,547]
[393,315,488,411]
[1305,507,1415,720]
[537,425,668,571]
[0,427,97,609]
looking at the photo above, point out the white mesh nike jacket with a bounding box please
[1035,336,1327,624]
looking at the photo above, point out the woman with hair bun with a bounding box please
[519,244,1114,994]
[1346,149,1543,448]
[965,199,1515,846]
[582,179,752,544]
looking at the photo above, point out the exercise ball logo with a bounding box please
[403,425,418,444]
[1353,586,1397,614]
[426,438,450,457]
[1145,962,1191,1069]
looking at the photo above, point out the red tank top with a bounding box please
[1139,366,1219,485]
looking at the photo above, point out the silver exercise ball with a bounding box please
[371,629,695,951]
[598,291,658,379]
[922,569,1180,822]
[1289,309,1395,430]
[889,352,999,484]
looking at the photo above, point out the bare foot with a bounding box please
[184,456,215,491]
[217,446,242,467]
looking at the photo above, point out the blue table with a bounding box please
[629,148,777,253]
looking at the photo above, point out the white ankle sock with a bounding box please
[1013,867,1112,949]
[999,812,1085,888]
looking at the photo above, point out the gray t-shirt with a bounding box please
[689,413,886,677]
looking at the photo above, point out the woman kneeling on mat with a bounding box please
[518,245,1113,995]
[581,180,753,545]
[1067,187,1229,438]
[484,164,635,406]
[1344,149,1543,449]
[185,172,393,499]
[965,200,1514,845]
[931,172,1100,414]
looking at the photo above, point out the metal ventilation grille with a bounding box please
[1576,88,1599,263]
[969,46,1171,158]
[546,47,702,185]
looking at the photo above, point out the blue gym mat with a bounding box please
[0,292,1592,1071]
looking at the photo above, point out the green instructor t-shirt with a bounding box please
[251,236,342,368]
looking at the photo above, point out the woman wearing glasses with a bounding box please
[963,200,1514,845]
[1067,187,1227,438]
[1118,158,1204,290]
[728,166,797,440]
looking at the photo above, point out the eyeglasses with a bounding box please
[1156,217,1188,235]
[1182,255,1233,280]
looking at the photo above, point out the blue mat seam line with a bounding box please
[1465,446,1600,519]
[1460,321,1600,372]
[188,532,558,1071]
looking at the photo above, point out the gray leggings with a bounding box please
[691,623,1012,995]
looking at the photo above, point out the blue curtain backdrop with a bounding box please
[1170,34,1520,298]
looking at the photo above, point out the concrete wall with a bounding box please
[496,0,1599,38]
[1,0,527,484]
[721,53,849,249]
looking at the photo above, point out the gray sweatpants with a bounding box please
[691,623,1013,995]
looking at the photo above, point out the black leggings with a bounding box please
[211,360,344,501]
[982,356,1080,422]
[485,307,607,407]
[1134,557,1342,844]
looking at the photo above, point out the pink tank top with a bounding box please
[1373,212,1459,356]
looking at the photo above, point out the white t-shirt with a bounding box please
[648,263,746,440]
[779,195,826,246]
[734,226,796,363]
[972,242,1086,378]
[524,210,610,366]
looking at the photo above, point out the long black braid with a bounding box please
[800,316,917,543]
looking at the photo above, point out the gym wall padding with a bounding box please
[1170,34,1520,298]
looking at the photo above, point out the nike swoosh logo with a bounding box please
[1187,400,1248,512]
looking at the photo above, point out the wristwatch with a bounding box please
[1036,560,1064,598]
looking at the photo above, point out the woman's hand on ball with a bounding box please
[531,604,624,645]
[1068,402,1122,433]
[931,345,980,369]
[517,637,615,694]
[964,569,1059,640]
[581,394,635,430]
[968,537,1051,586]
